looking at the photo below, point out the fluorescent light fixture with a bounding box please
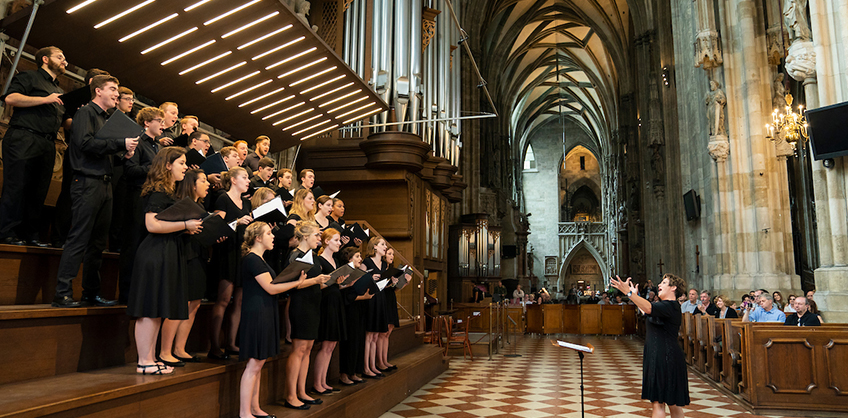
[279,57,327,79]
[241,87,287,108]
[204,0,261,26]
[197,61,246,84]
[289,67,337,86]
[250,95,295,114]
[300,74,345,94]
[94,0,156,29]
[184,0,211,11]
[142,27,198,54]
[252,37,305,61]
[265,47,316,69]
[272,108,312,125]
[222,11,279,38]
[292,119,334,136]
[67,0,98,14]
[211,71,261,93]
[310,82,354,101]
[336,103,378,119]
[301,124,340,140]
[161,40,216,65]
[119,13,178,42]
[283,115,322,131]
[319,90,359,107]
[343,109,379,125]
[225,79,273,100]
[327,96,366,113]
[263,104,304,121]
[179,51,232,75]
[238,25,293,50]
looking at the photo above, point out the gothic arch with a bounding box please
[558,238,609,289]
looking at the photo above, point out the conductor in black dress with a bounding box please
[610,274,689,418]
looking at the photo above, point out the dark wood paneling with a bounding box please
[600,306,623,335]
[579,305,601,334]
[542,304,563,334]
[563,304,580,334]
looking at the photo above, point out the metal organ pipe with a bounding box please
[393,0,410,129]
[409,0,423,135]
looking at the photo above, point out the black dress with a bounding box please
[126,192,188,320]
[642,300,690,406]
[340,274,367,375]
[210,193,252,286]
[288,248,322,340]
[239,253,279,361]
[183,200,208,301]
[384,281,400,327]
[317,256,346,342]
[362,258,389,333]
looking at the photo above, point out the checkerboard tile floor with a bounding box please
[381,334,803,418]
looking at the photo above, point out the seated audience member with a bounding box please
[785,294,797,313]
[53,75,138,308]
[784,296,821,326]
[647,291,658,303]
[598,293,611,305]
[614,294,625,305]
[805,289,815,300]
[512,284,525,303]
[249,158,279,194]
[808,299,824,323]
[680,288,698,313]
[299,168,315,190]
[187,131,211,158]
[742,293,786,323]
[695,290,719,316]
[713,295,738,318]
[156,102,179,145]
[233,140,249,166]
[772,291,786,310]
[244,135,271,172]
[0,46,66,247]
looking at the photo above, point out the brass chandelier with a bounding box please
[765,93,808,151]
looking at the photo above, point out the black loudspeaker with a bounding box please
[501,245,517,259]
[683,189,700,221]
[806,101,848,160]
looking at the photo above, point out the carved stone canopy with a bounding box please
[694,30,723,70]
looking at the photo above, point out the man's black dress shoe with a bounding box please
[52,296,82,308]
[283,401,309,410]
[1,237,25,246]
[27,240,50,248]
[80,295,117,307]
[298,398,322,405]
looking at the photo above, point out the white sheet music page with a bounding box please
[556,340,594,353]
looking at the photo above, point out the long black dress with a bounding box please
[126,192,188,320]
[210,193,251,286]
[340,269,368,376]
[642,300,690,406]
[239,253,279,361]
[362,258,388,333]
[183,199,208,301]
[288,248,322,340]
[317,256,346,342]
[384,267,400,327]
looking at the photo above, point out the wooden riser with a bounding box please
[0,344,446,418]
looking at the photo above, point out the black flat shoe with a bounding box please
[207,350,230,360]
[283,401,309,410]
[352,379,366,384]
[388,365,398,370]
[157,357,185,367]
[362,373,380,379]
[298,398,322,405]
[378,367,391,373]
[330,387,340,392]
[308,388,331,395]
[339,380,355,386]
[225,348,240,356]
[174,354,200,363]
[253,414,276,418]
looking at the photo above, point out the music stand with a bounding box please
[551,340,594,418]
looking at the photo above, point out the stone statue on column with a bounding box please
[784,0,816,82]
[783,0,811,42]
[773,73,786,110]
[705,80,727,137]
[293,0,319,31]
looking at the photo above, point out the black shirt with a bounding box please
[2,67,64,135]
[249,175,278,194]
[123,133,159,187]
[244,151,261,172]
[784,311,821,326]
[69,101,127,176]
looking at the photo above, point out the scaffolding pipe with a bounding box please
[1,0,44,97]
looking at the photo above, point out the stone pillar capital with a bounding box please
[785,41,816,81]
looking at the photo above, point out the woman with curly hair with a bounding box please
[611,274,689,418]
[127,147,198,375]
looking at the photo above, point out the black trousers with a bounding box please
[0,128,55,241]
[55,174,112,298]
[52,150,74,245]
[118,186,143,303]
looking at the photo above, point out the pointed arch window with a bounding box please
[523,143,537,171]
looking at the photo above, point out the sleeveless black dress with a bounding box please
[126,192,188,320]
[239,253,279,361]
[210,194,251,286]
[288,248,322,340]
[642,300,690,406]
[317,256,346,341]
[362,258,388,333]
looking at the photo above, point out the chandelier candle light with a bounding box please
[765,93,809,152]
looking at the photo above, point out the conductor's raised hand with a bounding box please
[185,219,203,234]
[610,275,637,295]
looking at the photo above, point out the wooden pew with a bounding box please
[722,319,744,394]
[737,323,848,415]
[707,317,732,383]
[695,314,709,373]
[683,313,696,365]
